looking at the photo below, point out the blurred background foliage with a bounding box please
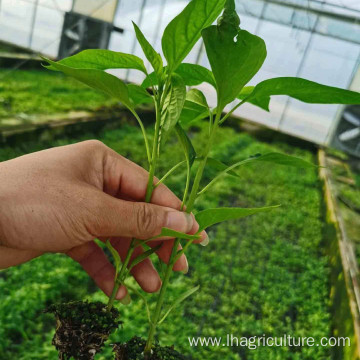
[0,69,117,119]
[0,99,334,358]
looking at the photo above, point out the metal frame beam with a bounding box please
[240,0,360,45]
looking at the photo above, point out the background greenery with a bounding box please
[0,69,117,119]
[0,112,332,359]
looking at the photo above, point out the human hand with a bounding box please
[0,140,207,300]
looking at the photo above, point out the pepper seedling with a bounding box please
[43,0,360,358]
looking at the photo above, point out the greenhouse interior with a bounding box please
[0,0,360,359]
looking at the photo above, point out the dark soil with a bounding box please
[113,337,187,360]
[45,301,121,360]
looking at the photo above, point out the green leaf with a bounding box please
[45,49,147,74]
[202,5,267,109]
[195,206,280,231]
[182,111,209,126]
[160,228,201,241]
[128,84,153,106]
[206,157,240,178]
[141,86,209,125]
[186,89,209,109]
[133,22,163,79]
[148,228,201,242]
[178,89,209,126]
[160,74,186,146]
[179,108,208,126]
[105,240,122,277]
[141,68,159,89]
[142,64,216,88]
[175,63,216,87]
[179,101,210,126]
[142,72,212,127]
[42,57,133,110]
[199,152,316,195]
[255,152,317,167]
[175,123,196,167]
[162,0,226,72]
[237,86,270,112]
[247,77,360,108]
[158,285,200,325]
[128,245,162,271]
[141,71,159,89]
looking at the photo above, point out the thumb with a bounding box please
[88,193,197,240]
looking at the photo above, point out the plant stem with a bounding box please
[144,111,224,354]
[107,93,164,311]
[154,160,187,189]
[130,109,151,165]
[144,238,180,355]
[145,97,162,202]
[181,161,191,211]
[146,75,171,202]
[107,241,136,310]
[186,111,222,212]
[219,98,247,125]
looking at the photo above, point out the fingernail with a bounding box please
[166,211,194,232]
[191,213,199,232]
[120,293,131,305]
[200,234,210,247]
[181,257,189,274]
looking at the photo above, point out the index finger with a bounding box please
[103,148,182,210]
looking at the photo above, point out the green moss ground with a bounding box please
[0,69,118,119]
[0,119,337,359]
[326,155,360,268]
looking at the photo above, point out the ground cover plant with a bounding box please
[0,123,332,360]
[0,68,118,119]
[6,0,360,359]
[327,155,360,267]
